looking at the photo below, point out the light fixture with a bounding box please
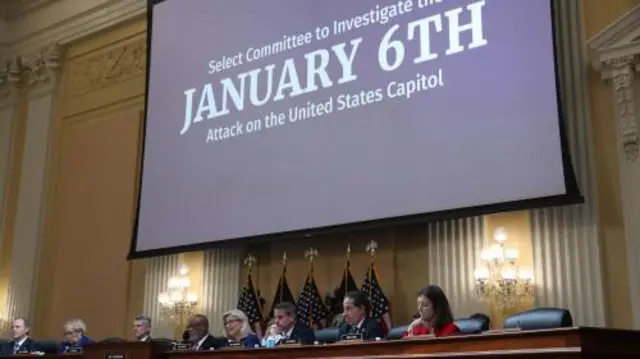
[473,228,534,308]
[158,264,198,322]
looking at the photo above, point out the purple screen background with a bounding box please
[137,0,566,252]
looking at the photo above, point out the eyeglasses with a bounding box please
[224,319,241,326]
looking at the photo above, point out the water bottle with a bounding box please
[265,338,276,348]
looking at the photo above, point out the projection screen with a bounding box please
[131,0,581,257]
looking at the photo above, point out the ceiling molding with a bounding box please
[5,0,54,20]
[1,0,146,56]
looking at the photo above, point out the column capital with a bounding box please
[0,57,22,109]
[609,56,639,163]
[22,43,63,97]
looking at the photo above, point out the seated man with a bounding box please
[273,302,315,345]
[5,318,37,355]
[338,291,384,340]
[186,314,226,350]
[133,315,152,342]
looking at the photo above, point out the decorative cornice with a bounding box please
[0,42,63,105]
[0,56,21,108]
[589,5,640,79]
[67,38,145,97]
[22,43,62,95]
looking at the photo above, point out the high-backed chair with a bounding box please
[386,325,409,340]
[314,327,340,344]
[503,308,573,330]
[454,317,490,334]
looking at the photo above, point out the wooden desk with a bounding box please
[83,342,165,359]
[165,327,640,359]
[317,348,584,359]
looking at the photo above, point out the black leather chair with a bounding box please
[314,327,340,344]
[386,325,409,340]
[503,308,573,330]
[454,317,489,334]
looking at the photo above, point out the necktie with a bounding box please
[13,342,20,354]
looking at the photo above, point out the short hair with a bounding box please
[135,315,151,328]
[190,314,209,330]
[13,317,30,334]
[417,285,454,329]
[64,318,87,334]
[273,302,297,320]
[222,309,253,337]
[13,317,30,327]
[344,291,371,316]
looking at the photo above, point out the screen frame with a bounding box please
[128,0,583,259]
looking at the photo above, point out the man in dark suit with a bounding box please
[338,291,384,340]
[133,315,152,342]
[273,302,315,345]
[5,317,37,354]
[186,314,226,350]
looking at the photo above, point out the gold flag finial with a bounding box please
[365,240,378,257]
[243,254,256,270]
[305,247,318,263]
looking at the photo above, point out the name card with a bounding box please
[278,339,301,347]
[173,343,191,351]
[227,342,243,348]
[105,353,125,359]
[67,348,82,354]
[15,350,31,355]
[341,333,363,341]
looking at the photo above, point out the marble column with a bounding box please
[589,4,640,328]
[529,0,605,327]
[0,58,21,264]
[605,54,640,327]
[4,45,62,324]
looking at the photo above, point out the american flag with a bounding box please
[267,268,296,319]
[361,261,391,334]
[237,273,264,327]
[336,259,359,299]
[297,274,330,329]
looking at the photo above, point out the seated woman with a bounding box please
[59,318,94,353]
[404,285,459,338]
[338,291,384,340]
[222,309,260,348]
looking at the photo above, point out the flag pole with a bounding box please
[344,244,351,294]
[305,247,318,328]
[280,252,287,302]
[365,240,378,305]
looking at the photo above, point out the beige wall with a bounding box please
[0,0,635,338]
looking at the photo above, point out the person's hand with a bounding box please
[406,317,427,336]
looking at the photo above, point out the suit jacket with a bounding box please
[5,337,37,354]
[338,317,384,341]
[197,334,227,350]
[282,322,315,345]
[59,335,94,353]
[139,336,152,343]
[222,334,260,348]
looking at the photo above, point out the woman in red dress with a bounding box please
[403,285,460,338]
